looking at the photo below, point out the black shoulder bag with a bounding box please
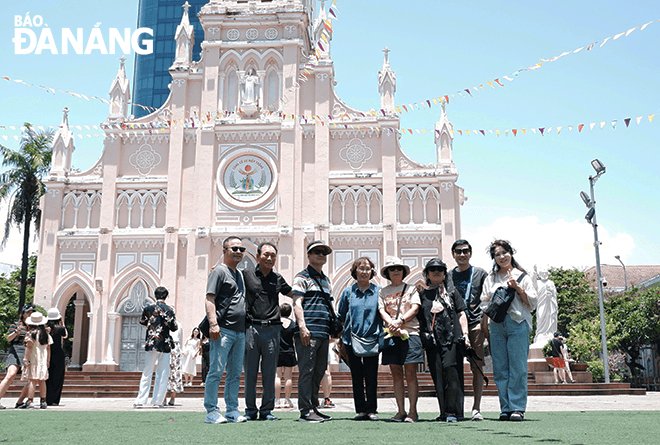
[483,272,527,323]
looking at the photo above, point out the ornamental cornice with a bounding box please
[330,128,381,140]
[215,131,281,141]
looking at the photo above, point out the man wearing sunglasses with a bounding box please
[243,242,292,421]
[447,239,488,421]
[203,236,248,424]
[292,240,334,423]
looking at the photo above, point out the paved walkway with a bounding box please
[9,393,658,413]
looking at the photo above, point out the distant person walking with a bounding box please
[46,308,68,406]
[181,327,201,386]
[134,286,178,408]
[551,332,567,384]
[480,240,537,422]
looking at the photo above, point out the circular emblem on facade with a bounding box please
[265,28,278,40]
[339,138,373,170]
[246,28,259,40]
[223,155,273,203]
[227,29,239,41]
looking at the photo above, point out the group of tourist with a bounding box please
[0,305,68,409]
[195,236,537,424]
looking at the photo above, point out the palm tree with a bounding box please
[0,123,53,310]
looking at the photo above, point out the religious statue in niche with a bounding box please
[238,68,260,117]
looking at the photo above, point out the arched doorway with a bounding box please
[117,279,154,371]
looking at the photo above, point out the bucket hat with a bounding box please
[380,256,410,280]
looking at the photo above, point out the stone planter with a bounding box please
[570,362,588,372]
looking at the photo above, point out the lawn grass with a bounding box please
[1,411,657,444]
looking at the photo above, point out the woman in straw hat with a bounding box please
[17,311,53,409]
[378,256,423,423]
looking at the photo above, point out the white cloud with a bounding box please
[463,216,635,272]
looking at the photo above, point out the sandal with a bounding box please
[390,412,407,422]
[404,415,418,423]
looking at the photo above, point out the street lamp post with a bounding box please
[580,158,610,384]
[614,255,628,291]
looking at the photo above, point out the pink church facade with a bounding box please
[34,0,464,372]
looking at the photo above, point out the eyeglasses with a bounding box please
[357,268,372,273]
[389,266,404,272]
[228,246,246,252]
[310,250,328,256]
[427,267,445,273]
[453,248,471,255]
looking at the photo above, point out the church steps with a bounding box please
[1,370,643,399]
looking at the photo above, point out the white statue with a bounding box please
[240,68,260,107]
[533,265,558,346]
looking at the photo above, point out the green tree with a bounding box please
[0,123,53,311]
[549,267,598,335]
[0,256,37,351]
[608,287,660,378]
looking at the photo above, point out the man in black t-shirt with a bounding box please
[243,242,292,421]
[447,239,488,421]
[550,332,567,384]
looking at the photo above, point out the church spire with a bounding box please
[435,102,455,169]
[173,1,195,67]
[108,56,131,121]
[49,107,75,177]
[378,47,396,110]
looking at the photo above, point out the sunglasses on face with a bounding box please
[227,246,246,252]
[310,250,328,256]
[389,266,404,272]
[427,267,445,273]
[453,248,471,255]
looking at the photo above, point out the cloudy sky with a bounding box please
[1,0,659,272]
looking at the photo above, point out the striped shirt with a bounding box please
[292,265,333,339]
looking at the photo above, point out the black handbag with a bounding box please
[483,272,527,323]
[312,275,343,338]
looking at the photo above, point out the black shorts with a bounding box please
[278,352,297,368]
[382,335,424,366]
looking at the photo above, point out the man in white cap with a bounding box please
[292,240,334,423]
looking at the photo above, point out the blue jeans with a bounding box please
[489,314,530,413]
[204,329,245,414]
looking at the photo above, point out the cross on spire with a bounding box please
[182,1,191,15]
[383,47,390,65]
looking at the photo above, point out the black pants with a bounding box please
[346,344,379,414]
[426,344,464,419]
[46,350,66,405]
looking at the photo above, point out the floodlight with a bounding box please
[580,191,592,208]
[585,207,595,224]
[591,159,606,175]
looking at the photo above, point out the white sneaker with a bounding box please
[225,410,247,423]
[205,411,228,424]
[471,409,483,421]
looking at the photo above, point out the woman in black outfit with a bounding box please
[46,308,68,406]
[417,259,470,422]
